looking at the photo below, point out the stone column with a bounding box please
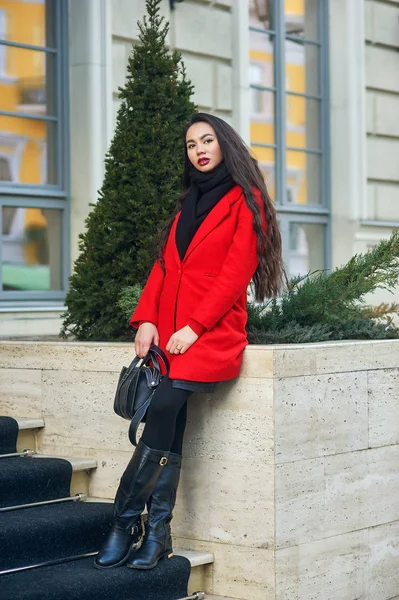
[329,0,367,268]
[68,0,113,265]
[232,0,250,145]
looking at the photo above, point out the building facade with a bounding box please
[0,0,398,336]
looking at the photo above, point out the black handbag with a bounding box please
[113,344,170,446]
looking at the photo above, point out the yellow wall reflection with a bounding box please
[0,0,46,185]
[249,0,319,206]
[0,0,50,288]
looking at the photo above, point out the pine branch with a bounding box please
[246,231,399,344]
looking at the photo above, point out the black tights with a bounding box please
[140,375,192,455]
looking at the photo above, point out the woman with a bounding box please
[94,113,283,571]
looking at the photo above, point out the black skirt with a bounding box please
[171,379,216,393]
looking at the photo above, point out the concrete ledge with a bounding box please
[16,418,45,430]
[175,549,214,568]
[1,340,398,599]
[204,597,237,600]
[2,339,399,377]
[32,455,97,472]
[0,312,63,338]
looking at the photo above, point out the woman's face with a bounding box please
[186,122,223,173]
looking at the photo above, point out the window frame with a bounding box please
[0,0,69,301]
[249,0,331,273]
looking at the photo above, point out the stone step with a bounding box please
[203,596,238,600]
[15,417,45,453]
[12,421,218,596]
[83,505,214,596]
[175,549,213,595]
[12,419,96,495]
[175,549,214,567]
[33,454,97,496]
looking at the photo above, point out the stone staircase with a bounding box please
[4,417,236,600]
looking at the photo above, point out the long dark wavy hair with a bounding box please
[155,112,283,301]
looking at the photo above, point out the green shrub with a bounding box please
[246,231,399,344]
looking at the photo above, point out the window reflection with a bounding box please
[0,1,57,186]
[249,0,275,32]
[251,146,276,200]
[249,1,275,145]
[249,0,322,208]
[285,0,319,40]
[285,41,319,97]
[0,118,57,185]
[288,222,325,278]
[2,206,62,290]
[286,96,320,150]
[1,46,56,116]
[0,0,55,48]
[285,151,321,204]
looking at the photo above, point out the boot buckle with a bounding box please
[159,457,168,466]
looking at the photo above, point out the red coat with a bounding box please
[130,185,266,382]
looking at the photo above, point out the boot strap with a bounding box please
[143,454,168,466]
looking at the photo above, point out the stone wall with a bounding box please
[1,340,399,599]
[329,0,399,311]
[366,0,399,222]
[112,0,234,131]
[272,340,399,600]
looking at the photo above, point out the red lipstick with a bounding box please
[198,158,210,166]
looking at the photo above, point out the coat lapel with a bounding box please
[171,185,243,266]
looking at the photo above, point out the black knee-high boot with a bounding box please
[126,450,181,570]
[94,440,170,569]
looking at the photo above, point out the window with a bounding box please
[0,10,5,78]
[250,62,273,118]
[249,0,330,279]
[0,0,69,301]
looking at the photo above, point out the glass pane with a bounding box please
[250,59,274,94]
[285,0,319,40]
[250,89,275,142]
[286,96,320,149]
[287,222,325,278]
[249,30,274,88]
[0,115,57,184]
[249,2,276,157]
[2,206,62,291]
[0,0,56,48]
[285,151,321,205]
[0,46,56,116]
[249,0,275,31]
[285,40,319,96]
[251,147,276,200]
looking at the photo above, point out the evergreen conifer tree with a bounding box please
[61,0,196,340]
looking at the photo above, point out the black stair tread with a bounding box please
[0,456,72,508]
[0,555,191,600]
[0,501,114,570]
[0,416,19,454]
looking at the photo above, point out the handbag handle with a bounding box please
[127,345,170,447]
[144,344,170,374]
[127,344,169,378]
[148,344,170,373]
[126,345,170,391]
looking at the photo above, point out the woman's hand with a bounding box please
[135,322,159,358]
[166,325,199,355]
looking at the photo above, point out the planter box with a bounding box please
[1,340,399,600]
